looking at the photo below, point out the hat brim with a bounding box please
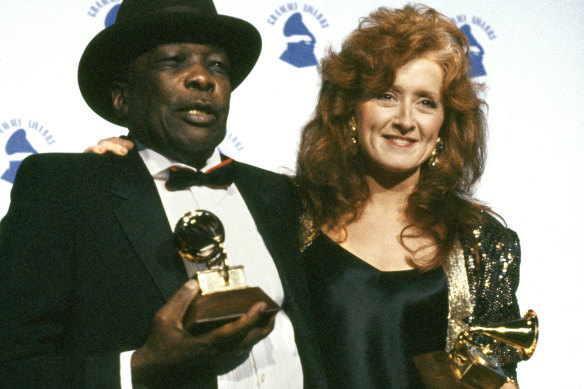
[78,12,261,126]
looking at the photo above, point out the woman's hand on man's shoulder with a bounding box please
[84,136,134,155]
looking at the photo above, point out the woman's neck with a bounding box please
[325,167,420,238]
[322,167,436,271]
[363,167,420,209]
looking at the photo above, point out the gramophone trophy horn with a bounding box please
[469,309,538,361]
[413,310,539,389]
[448,310,539,389]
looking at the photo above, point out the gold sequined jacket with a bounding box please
[444,213,522,381]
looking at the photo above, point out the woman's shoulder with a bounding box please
[458,210,521,278]
[466,211,519,250]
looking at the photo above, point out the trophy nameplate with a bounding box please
[175,210,280,335]
[414,310,539,389]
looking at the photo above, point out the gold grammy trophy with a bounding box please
[175,210,280,335]
[413,310,538,389]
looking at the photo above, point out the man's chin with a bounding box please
[177,130,225,150]
[170,142,221,167]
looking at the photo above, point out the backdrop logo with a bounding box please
[87,0,122,27]
[268,3,330,68]
[224,131,244,152]
[0,119,57,184]
[452,14,497,78]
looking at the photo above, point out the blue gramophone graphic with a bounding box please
[460,24,486,78]
[105,4,120,27]
[1,129,37,184]
[279,13,318,68]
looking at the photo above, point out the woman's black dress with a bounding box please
[302,234,449,388]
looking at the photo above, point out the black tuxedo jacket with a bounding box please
[0,150,326,388]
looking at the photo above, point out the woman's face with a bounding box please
[351,57,445,178]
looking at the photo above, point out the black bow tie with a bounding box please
[165,158,235,191]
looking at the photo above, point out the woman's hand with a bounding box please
[84,137,134,155]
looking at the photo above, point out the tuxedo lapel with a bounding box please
[231,161,300,259]
[231,161,303,309]
[231,161,329,387]
[109,150,188,301]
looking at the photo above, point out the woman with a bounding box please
[295,5,521,388]
[88,5,522,388]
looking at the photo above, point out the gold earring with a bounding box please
[429,137,443,167]
[350,125,357,144]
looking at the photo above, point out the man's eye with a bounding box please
[209,60,230,75]
[155,55,185,65]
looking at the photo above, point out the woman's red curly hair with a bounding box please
[295,4,492,269]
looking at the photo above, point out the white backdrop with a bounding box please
[2,1,583,387]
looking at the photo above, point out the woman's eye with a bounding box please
[379,93,395,101]
[421,99,437,109]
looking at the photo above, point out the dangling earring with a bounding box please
[429,137,443,167]
[350,125,357,144]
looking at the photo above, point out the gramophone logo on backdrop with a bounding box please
[0,119,57,184]
[87,0,121,27]
[268,3,330,68]
[452,14,497,78]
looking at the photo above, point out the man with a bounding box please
[0,0,325,387]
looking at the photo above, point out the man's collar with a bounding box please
[135,140,222,180]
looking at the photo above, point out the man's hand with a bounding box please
[131,279,276,386]
[84,137,134,155]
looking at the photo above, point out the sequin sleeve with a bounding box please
[462,214,522,381]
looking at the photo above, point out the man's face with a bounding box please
[113,43,231,167]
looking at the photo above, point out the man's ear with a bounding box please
[111,81,129,120]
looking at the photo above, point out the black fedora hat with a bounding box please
[78,0,262,126]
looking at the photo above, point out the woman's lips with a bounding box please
[383,135,416,147]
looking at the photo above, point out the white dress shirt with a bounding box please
[121,145,303,388]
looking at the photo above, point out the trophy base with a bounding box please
[413,351,475,389]
[183,287,280,335]
[454,361,507,389]
[413,350,507,389]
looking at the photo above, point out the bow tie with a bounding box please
[165,158,235,191]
